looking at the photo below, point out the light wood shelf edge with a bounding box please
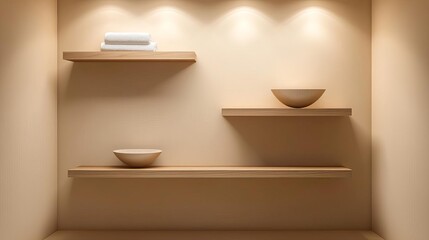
[63,51,197,62]
[45,230,384,240]
[222,108,352,117]
[68,166,352,178]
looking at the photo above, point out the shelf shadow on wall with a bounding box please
[67,177,352,229]
[64,62,195,99]
[223,116,361,167]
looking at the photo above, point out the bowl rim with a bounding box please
[113,149,162,154]
[271,88,326,91]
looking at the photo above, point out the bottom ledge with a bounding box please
[68,166,352,178]
[45,230,384,240]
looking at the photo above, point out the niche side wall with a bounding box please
[58,0,371,230]
[372,0,429,239]
[0,0,57,239]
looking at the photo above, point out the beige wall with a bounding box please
[372,0,429,239]
[58,0,372,230]
[0,0,57,239]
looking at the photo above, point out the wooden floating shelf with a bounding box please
[68,166,352,178]
[45,230,384,240]
[63,51,197,62]
[222,108,352,117]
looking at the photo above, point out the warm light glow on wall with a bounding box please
[289,7,334,39]
[145,6,199,41]
[216,6,272,44]
[90,4,129,18]
[147,6,184,33]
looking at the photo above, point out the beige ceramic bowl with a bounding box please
[113,149,161,168]
[271,89,326,108]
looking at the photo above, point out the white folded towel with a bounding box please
[100,42,157,51]
[105,32,151,45]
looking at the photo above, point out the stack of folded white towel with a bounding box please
[101,32,157,51]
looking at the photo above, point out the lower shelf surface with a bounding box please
[45,230,383,240]
[68,166,352,178]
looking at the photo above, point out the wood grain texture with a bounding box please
[222,108,352,117]
[45,230,384,240]
[68,166,352,178]
[63,51,197,62]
